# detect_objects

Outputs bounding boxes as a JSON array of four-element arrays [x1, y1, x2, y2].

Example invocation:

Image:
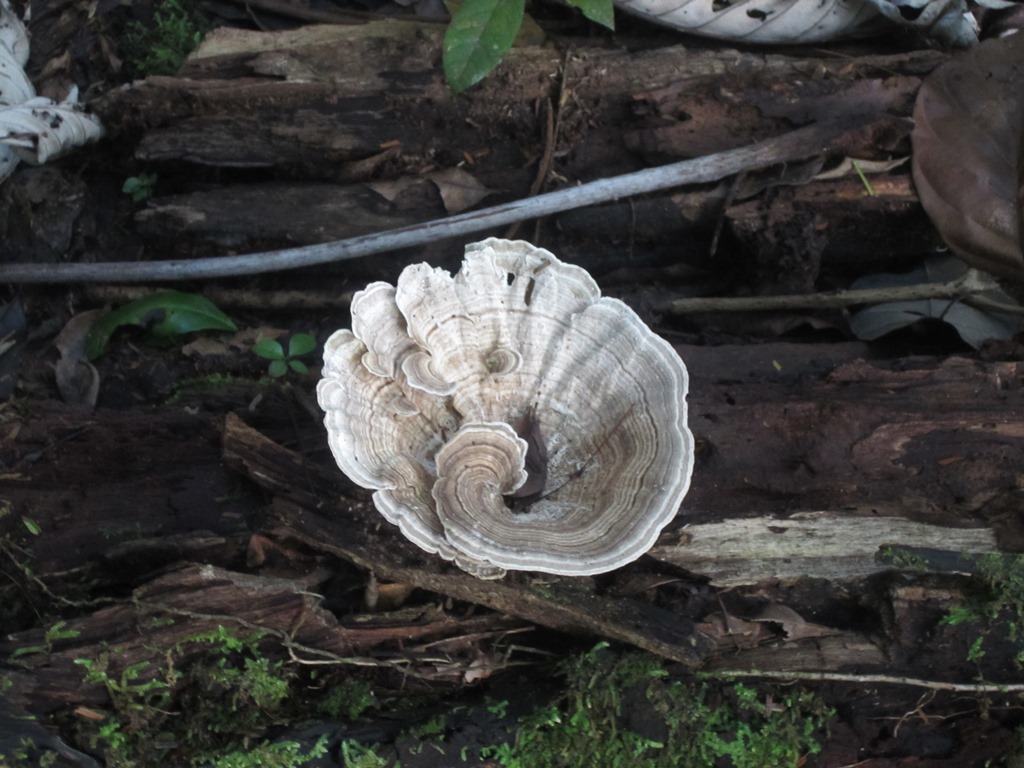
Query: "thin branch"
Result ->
[[705, 667, 1024, 693], [0, 121, 850, 284], [666, 269, 1000, 314], [81, 285, 354, 311]]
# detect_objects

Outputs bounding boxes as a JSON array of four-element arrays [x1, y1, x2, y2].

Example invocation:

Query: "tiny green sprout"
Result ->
[[485, 696, 509, 718], [122, 172, 158, 203], [852, 160, 877, 197], [10, 620, 80, 659], [253, 333, 317, 378], [339, 739, 388, 768], [967, 635, 987, 663], [21, 517, 41, 536]]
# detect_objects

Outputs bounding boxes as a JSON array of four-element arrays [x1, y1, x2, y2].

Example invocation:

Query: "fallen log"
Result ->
[[2, 341, 1021, 720], [3, 21, 943, 282], [227, 342, 1022, 681]]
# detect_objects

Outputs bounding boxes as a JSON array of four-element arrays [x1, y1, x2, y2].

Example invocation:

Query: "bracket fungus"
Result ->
[[317, 238, 694, 578]]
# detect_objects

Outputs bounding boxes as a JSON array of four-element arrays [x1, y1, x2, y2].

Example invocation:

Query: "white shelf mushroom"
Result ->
[[0, 0, 103, 184], [317, 238, 695, 579]]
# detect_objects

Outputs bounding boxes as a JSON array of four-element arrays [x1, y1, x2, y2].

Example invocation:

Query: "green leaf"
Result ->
[[252, 339, 285, 361], [122, 172, 158, 203], [565, 0, 614, 29], [444, 0, 525, 93], [268, 359, 288, 378], [85, 292, 236, 360], [287, 332, 316, 358], [288, 360, 309, 375]]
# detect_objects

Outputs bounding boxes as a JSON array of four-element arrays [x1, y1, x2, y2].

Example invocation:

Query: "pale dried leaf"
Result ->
[[814, 155, 908, 181], [365, 176, 423, 204], [427, 167, 493, 214], [752, 604, 841, 641]]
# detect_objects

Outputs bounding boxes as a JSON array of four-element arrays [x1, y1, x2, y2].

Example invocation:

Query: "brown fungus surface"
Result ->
[[317, 238, 694, 578]]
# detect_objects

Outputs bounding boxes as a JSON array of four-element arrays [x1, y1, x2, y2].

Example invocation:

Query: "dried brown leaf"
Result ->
[[696, 613, 773, 649], [365, 176, 423, 204], [912, 34, 1024, 281], [427, 167, 492, 214], [752, 604, 841, 641], [54, 310, 102, 407]]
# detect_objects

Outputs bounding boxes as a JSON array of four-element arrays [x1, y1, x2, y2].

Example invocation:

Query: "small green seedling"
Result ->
[[86, 291, 237, 360], [253, 333, 316, 378], [122, 173, 158, 202], [444, 0, 613, 92]]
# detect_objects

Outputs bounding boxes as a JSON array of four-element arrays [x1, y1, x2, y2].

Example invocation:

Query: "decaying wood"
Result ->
[[0, 21, 947, 284], [3, 340, 1022, 721], [677, 343, 1024, 539], [660, 512, 998, 587], [131, 183, 431, 253], [0, 562, 529, 712], [101, 22, 945, 173], [0, 120, 876, 283], [228, 343, 1021, 679], [220, 415, 713, 666]]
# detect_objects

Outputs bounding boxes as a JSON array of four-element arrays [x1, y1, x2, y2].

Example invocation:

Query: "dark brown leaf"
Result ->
[[911, 34, 1024, 281], [53, 310, 102, 408]]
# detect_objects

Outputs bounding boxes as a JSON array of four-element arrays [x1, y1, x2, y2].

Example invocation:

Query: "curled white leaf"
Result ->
[[612, 0, 983, 46], [0, 0, 103, 183], [0, 0, 28, 69], [0, 96, 105, 165], [0, 0, 31, 107]]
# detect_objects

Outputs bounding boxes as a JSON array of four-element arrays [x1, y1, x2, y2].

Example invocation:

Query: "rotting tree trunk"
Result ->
[[5, 341, 1020, 718], [230, 342, 1023, 681], [90, 20, 946, 270]]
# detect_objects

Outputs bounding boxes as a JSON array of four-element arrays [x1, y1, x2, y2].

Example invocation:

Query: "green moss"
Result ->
[[494, 644, 831, 768], [978, 554, 1024, 637], [943, 553, 1024, 666], [314, 676, 378, 721], [339, 739, 392, 768], [401, 643, 833, 768], [209, 737, 329, 768], [67, 626, 370, 767], [879, 545, 929, 571], [119, 0, 209, 78], [0, 740, 60, 768]]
